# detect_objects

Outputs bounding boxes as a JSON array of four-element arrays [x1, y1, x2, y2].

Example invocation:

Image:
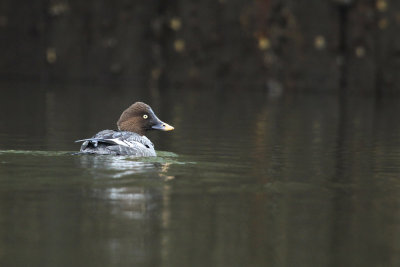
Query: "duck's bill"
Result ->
[[152, 121, 174, 131]]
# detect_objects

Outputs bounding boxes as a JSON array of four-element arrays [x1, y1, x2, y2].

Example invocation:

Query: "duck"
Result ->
[[75, 102, 174, 156]]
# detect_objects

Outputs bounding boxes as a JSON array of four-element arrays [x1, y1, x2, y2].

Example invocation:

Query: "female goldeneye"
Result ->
[[76, 102, 174, 156]]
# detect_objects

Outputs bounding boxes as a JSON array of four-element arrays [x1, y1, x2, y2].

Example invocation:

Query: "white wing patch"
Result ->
[[105, 138, 148, 149]]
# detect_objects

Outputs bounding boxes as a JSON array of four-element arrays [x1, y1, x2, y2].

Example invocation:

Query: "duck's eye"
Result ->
[[143, 114, 148, 119]]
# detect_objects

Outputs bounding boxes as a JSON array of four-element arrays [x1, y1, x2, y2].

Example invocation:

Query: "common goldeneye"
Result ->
[[76, 102, 174, 156]]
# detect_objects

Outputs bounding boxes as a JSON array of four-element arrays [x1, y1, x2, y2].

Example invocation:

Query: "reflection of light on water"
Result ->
[[161, 163, 174, 180], [108, 188, 146, 201]]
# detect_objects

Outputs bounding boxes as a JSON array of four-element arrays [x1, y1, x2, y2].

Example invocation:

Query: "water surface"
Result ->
[[1, 83, 400, 266]]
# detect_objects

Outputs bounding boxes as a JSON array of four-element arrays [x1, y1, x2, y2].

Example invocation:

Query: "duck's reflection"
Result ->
[[76, 155, 174, 223], [95, 187, 155, 220], [77, 155, 174, 179]]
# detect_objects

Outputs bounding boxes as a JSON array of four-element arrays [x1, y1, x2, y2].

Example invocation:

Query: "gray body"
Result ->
[[76, 130, 156, 157]]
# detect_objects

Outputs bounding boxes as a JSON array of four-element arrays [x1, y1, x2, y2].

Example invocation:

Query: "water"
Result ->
[[1, 82, 400, 267]]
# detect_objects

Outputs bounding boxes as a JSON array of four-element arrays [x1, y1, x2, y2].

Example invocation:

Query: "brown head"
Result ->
[[117, 102, 174, 136]]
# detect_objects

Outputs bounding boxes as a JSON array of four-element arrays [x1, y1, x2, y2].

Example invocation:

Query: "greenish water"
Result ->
[[1, 84, 400, 267]]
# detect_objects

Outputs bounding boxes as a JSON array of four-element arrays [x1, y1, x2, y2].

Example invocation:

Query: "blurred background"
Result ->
[[1, 0, 400, 95]]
